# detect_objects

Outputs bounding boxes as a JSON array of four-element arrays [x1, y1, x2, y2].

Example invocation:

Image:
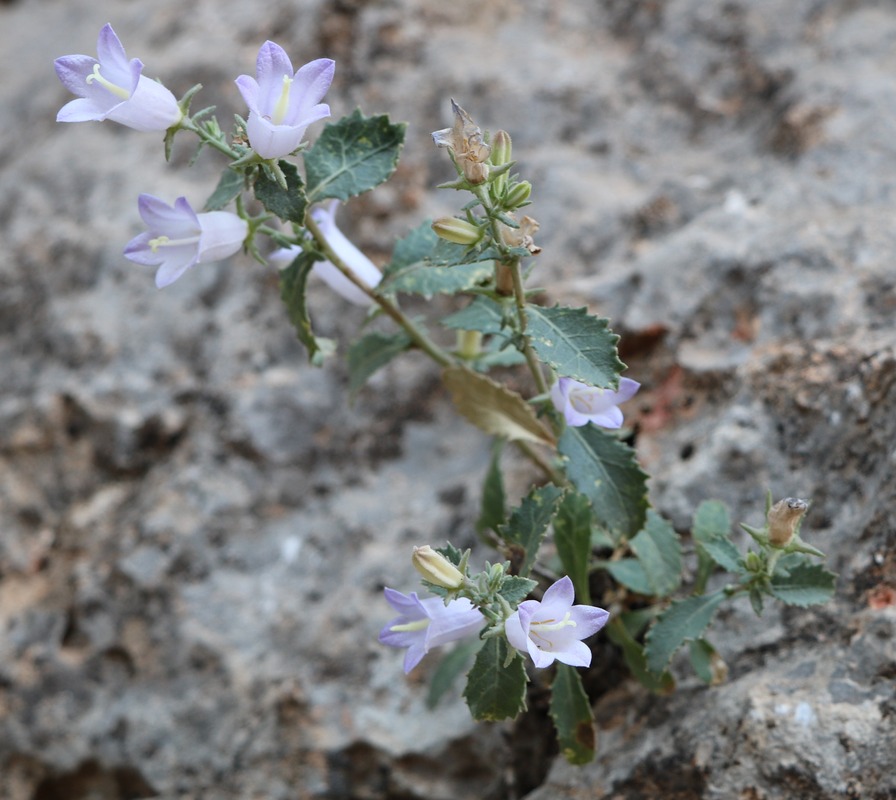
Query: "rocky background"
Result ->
[[2, 0, 895, 798]]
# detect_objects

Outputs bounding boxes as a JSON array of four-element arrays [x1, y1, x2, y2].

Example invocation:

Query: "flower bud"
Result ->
[[432, 217, 483, 246], [744, 551, 763, 573], [412, 546, 465, 589], [503, 180, 532, 210], [490, 130, 512, 197], [767, 497, 808, 547]]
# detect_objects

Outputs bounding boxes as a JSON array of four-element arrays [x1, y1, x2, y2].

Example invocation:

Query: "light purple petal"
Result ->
[[538, 575, 575, 613], [504, 610, 529, 654], [268, 245, 302, 270], [291, 58, 335, 117], [245, 111, 306, 160], [56, 97, 110, 123], [54, 55, 98, 97], [402, 640, 427, 674], [154, 249, 201, 289], [569, 605, 610, 639], [234, 74, 260, 114], [197, 211, 248, 263], [104, 75, 181, 132], [96, 23, 129, 73], [612, 377, 641, 403], [585, 407, 624, 429], [527, 638, 556, 668], [551, 640, 592, 668], [136, 194, 198, 234], [254, 41, 295, 110], [382, 588, 425, 617], [123, 232, 162, 265], [425, 599, 483, 649]]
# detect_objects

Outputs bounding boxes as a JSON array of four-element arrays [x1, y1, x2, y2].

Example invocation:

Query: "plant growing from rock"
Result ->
[[55, 25, 837, 765]]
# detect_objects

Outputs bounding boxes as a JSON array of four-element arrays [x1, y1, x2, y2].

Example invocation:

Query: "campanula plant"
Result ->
[[54, 25, 837, 766]]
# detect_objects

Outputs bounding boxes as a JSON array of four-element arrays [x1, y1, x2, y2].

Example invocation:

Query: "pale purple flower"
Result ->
[[235, 41, 334, 159], [268, 200, 382, 305], [54, 24, 182, 132], [551, 376, 640, 429], [504, 576, 609, 669], [379, 588, 484, 674], [124, 195, 248, 288]]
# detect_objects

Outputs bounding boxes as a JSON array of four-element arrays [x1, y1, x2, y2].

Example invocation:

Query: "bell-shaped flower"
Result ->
[[379, 588, 484, 674], [54, 23, 182, 132], [124, 194, 248, 288], [235, 41, 334, 160], [268, 200, 382, 305], [504, 576, 609, 669], [551, 376, 640, 429]]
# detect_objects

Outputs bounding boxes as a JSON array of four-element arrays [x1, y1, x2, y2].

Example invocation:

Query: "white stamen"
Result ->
[[85, 63, 131, 101]]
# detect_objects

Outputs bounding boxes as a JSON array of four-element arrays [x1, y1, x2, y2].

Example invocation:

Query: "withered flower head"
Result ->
[[501, 214, 542, 255], [432, 99, 491, 184], [767, 497, 809, 547]]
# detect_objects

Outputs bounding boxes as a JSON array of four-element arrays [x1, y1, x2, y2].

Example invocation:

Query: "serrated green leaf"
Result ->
[[558, 426, 649, 545], [346, 330, 412, 396], [700, 538, 743, 574], [255, 160, 307, 223], [381, 221, 439, 281], [603, 559, 653, 595], [476, 441, 506, 536], [630, 511, 682, 597], [306, 110, 406, 202], [769, 561, 836, 606], [606, 617, 675, 693], [279, 251, 335, 365], [693, 500, 731, 542], [443, 366, 555, 446], [442, 296, 510, 338], [204, 169, 245, 211], [499, 485, 564, 577], [499, 575, 538, 605], [692, 500, 739, 590], [554, 491, 594, 604], [526, 305, 625, 388], [380, 261, 493, 299], [463, 636, 528, 721], [550, 664, 596, 765], [426, 639, 482, 709], [644, 591, 726, 675]]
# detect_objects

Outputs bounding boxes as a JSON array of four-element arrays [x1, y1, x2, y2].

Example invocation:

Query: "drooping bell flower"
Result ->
[[54, 24, 182, 132], [551, 376, 640, 429], [123, 194, 247, 288], [235, 41, 334, 160], [268, 200, 382, 305]]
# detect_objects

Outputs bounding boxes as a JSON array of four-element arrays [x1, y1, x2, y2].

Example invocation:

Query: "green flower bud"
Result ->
[[503, 180, 532, 210], [412, 545, 465, 589], [767, 497, 808, 547], [744, 551, 763, 573], [490, 130, 512, 166], [432, 217, 483, 246]]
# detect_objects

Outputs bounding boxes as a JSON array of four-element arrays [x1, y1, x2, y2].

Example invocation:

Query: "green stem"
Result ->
[[508, 259, 549, 396], [177, 116, 242, 160], [515, 440, 566, 486], [304, 213, 454, 368]]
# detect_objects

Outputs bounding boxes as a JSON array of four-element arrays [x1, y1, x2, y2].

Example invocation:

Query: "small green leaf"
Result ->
[[463, 636, 528, 721], [769, 561, 836, 607], [346, 330, 412, 396], [550, 664, 596, 765], [606, 617, 675, 693], [426, 639, 482, 709], [526, 305, 625, 388], [603, 559, 653, 595], [279, 251, 334, 365], [204, 169, 245, 211], [380, 221, 439, 280], [699, 538, 743, 574], [443, 366, 555, 446], [255, 160, 307, 223], [688, 638, 725, 685], [553, 491, 594, 604], [693, 500, 731, 542], [498, 484, 564, 577], [380, 261, 493, 299], [498, 575, 538, 605], [558, 426, 649, 545], [442, 296, 510, 338], [629, 511, 682, 597], [475, 441, 506, 536], [306, 110, 406, 202], [644, 591, 726, 675], [692, 500, 741, 578]]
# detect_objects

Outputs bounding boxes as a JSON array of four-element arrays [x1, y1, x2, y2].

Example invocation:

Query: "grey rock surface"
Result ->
[[1, 0, 895, 798]]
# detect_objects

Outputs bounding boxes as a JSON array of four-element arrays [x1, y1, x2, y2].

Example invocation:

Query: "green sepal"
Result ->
[[278, 251, 335, 365], [255, 160, 307, 224], [644, 590, 727, 675], [526, 305, 625, 389], [629, 511, 682, 597], [558, 426, 649, 545], [204, 169, 246, 211], [498, 575, 538, 605], [550, 664, 596, 765], [553, 491, 594, 604], [498, 484, 565, 577], [346, 330, 413, 397], [305, 109, 406, 202], [463, 636, 528, 721]]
